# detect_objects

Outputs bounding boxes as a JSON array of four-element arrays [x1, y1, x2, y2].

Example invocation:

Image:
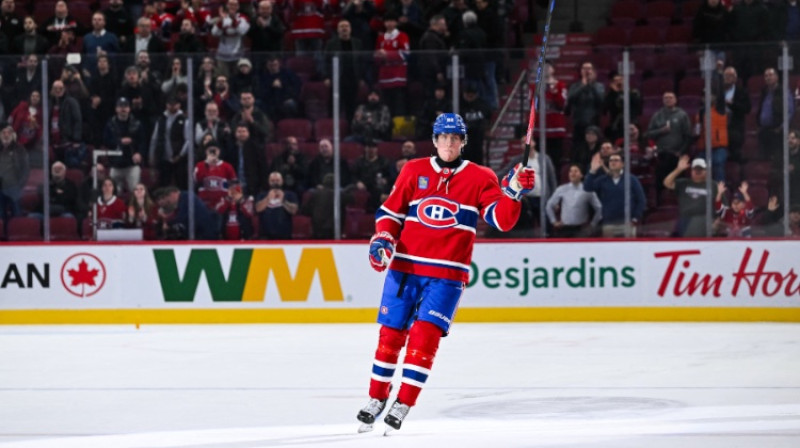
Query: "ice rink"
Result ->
[[1, 322, 799, 447]]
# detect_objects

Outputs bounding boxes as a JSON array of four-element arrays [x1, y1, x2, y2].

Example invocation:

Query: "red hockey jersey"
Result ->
[[215, 196, 255, 240], [716, 199, 755, 237], [194, 160, 237, 209], [96, 196, 127, 229], [375, 157, 522, 282], [290, 0, 325, 40], [530, 80, 567, 138], [375, 29, 410, 89]]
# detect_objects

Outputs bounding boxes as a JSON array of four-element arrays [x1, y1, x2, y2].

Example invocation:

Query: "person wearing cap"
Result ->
[[663, 154, 719, 237], [153, 185, 219, 240], [715, 180, 754, 237], [149, 95, 192, 190], [460, 81, 492, 165], [230, 58, 255, 97], [375, 11, 410, 116], [104, 96, 146, 194]]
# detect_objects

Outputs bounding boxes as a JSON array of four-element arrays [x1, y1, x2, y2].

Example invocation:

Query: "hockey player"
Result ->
[[357, 113, 535, 433]]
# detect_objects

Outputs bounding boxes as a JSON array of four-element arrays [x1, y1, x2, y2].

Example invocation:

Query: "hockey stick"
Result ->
[[522, 0, 557, 163]]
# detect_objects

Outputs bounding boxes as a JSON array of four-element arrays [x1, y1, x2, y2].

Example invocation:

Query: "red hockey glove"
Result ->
[[368, 231, 396, 272], [502, 163, 535, 201]]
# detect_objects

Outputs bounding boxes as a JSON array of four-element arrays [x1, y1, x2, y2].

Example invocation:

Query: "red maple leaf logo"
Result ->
[[67, 259, 99, 294]]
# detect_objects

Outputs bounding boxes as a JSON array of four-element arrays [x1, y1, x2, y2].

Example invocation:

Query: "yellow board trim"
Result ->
[[1, 308, 800, 324]]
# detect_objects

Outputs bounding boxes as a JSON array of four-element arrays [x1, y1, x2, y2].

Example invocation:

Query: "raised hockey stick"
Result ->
[[522, 0, 557, 163]]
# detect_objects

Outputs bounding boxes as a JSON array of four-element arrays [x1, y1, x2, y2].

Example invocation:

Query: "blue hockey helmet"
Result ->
[[432, 113, 468, 149]]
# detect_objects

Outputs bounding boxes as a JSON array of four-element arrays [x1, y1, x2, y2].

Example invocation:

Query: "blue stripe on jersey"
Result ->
[[372, 364, 396, 377], [407, 204, 478, 229], [483, 201, 500, 230], [402, 368, 429, 384], [376, 207, 404, 223], [394, 254, 471, 273]]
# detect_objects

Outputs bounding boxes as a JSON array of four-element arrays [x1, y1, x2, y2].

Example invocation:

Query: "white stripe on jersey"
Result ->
[[377, 215, 403, 225], [401, 377, 426, 388], [394, 252, 470, 271], [373, 360, 397, 369], [404, 217, 476, 234], [371, 373, 394, 382], [380, 205, 406, 219]]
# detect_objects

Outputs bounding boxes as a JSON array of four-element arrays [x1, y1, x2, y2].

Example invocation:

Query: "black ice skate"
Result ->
[[356, 397, 388, 433], [383, 400, 410, 434]]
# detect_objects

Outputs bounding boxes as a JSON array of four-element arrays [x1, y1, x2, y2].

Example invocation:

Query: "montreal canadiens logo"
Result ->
[[60, 253, 107, 298], [417, 197, 460, 229]]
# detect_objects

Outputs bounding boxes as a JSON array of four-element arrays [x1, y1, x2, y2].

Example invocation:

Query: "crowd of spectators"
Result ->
[[525, 0, 800, 239], [0, 0, 514, 240]]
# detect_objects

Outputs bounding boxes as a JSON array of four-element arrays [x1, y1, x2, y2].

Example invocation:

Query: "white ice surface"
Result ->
[[0, 323, 799, 447]]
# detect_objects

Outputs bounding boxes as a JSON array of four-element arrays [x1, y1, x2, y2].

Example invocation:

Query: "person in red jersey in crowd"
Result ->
[[95, 177, 127, 229]]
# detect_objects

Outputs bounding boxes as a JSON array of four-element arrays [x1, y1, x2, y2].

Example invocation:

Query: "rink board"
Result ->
[[1, 240, 799, 323]]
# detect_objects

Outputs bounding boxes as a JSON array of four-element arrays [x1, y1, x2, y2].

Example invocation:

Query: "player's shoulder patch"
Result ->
[[418, 176, 429, 189]]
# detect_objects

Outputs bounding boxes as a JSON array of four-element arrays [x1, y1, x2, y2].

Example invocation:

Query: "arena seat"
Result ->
[[7, 217, 42, 241], [292, 215, 313, 239], [313, 118, 348, 141], [50, 216, 79, 241], [276, 118, 314, 142]]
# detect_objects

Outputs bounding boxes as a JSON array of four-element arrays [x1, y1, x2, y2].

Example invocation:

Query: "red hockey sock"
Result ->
[[368, 325, 408, 400], [397, 320, 442, 407]]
